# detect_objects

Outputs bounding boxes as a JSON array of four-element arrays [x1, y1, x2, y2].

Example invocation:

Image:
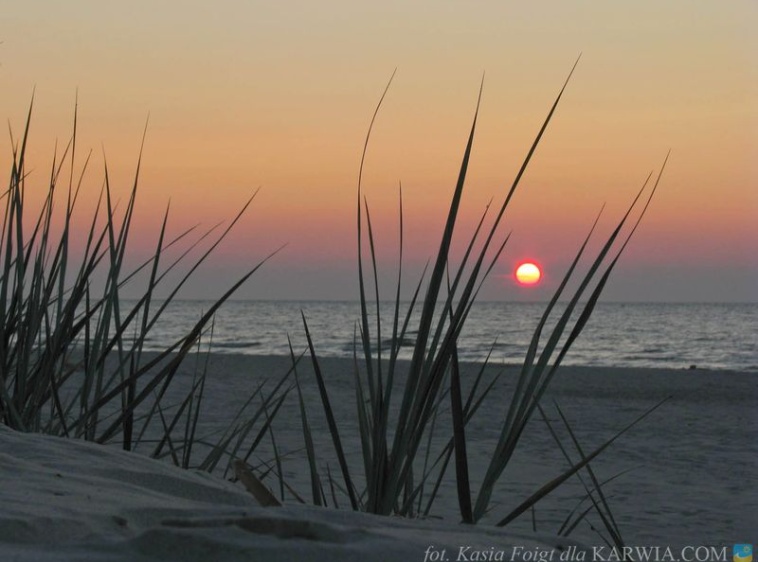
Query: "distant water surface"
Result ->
[[135, 301, 757, 372]]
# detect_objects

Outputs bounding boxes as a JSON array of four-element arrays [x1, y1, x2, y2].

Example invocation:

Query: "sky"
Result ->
[[2, 1, 756, 302]]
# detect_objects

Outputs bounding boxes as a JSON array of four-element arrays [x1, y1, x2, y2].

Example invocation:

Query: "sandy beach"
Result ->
[[1, 354, 755, 561]]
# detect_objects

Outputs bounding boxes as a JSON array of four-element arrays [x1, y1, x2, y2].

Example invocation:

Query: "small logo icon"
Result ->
[[734, 545, 753, 562]]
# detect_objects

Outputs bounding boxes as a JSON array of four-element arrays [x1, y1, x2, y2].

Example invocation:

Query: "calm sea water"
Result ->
[[137, 301, 757, 372]]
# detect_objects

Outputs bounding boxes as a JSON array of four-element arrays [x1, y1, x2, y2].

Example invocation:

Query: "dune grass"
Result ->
[[1, 69, 670, 544], [0, 97, 285, 474], [297, 62, 670, 540]]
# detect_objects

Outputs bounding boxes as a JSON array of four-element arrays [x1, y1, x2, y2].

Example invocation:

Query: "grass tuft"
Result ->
[[0, 98, 283, 477], [295, 61, 670, 537]]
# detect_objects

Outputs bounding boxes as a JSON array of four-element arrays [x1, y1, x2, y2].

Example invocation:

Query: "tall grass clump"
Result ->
[[297, 61, 669, 537], [0, 98, 286, 473]]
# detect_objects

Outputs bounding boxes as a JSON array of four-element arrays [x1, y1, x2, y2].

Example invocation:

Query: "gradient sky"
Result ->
[[2, 1, 756, 302]]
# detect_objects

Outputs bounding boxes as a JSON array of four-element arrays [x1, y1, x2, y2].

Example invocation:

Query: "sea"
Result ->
[[137, 300, 758, 372]]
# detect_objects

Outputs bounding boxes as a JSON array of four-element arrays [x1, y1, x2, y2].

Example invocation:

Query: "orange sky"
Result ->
[[2, 1, 756, 301]]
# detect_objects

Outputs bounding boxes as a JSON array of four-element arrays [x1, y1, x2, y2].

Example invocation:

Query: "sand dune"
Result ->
[[0, 424, 582, 562]]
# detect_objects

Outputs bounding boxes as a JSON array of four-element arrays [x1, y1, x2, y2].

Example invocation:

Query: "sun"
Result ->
[[515, 262, 542, 286]]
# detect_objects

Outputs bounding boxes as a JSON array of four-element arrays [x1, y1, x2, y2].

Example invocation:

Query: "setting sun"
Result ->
[[515, 262, 542, 286]]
